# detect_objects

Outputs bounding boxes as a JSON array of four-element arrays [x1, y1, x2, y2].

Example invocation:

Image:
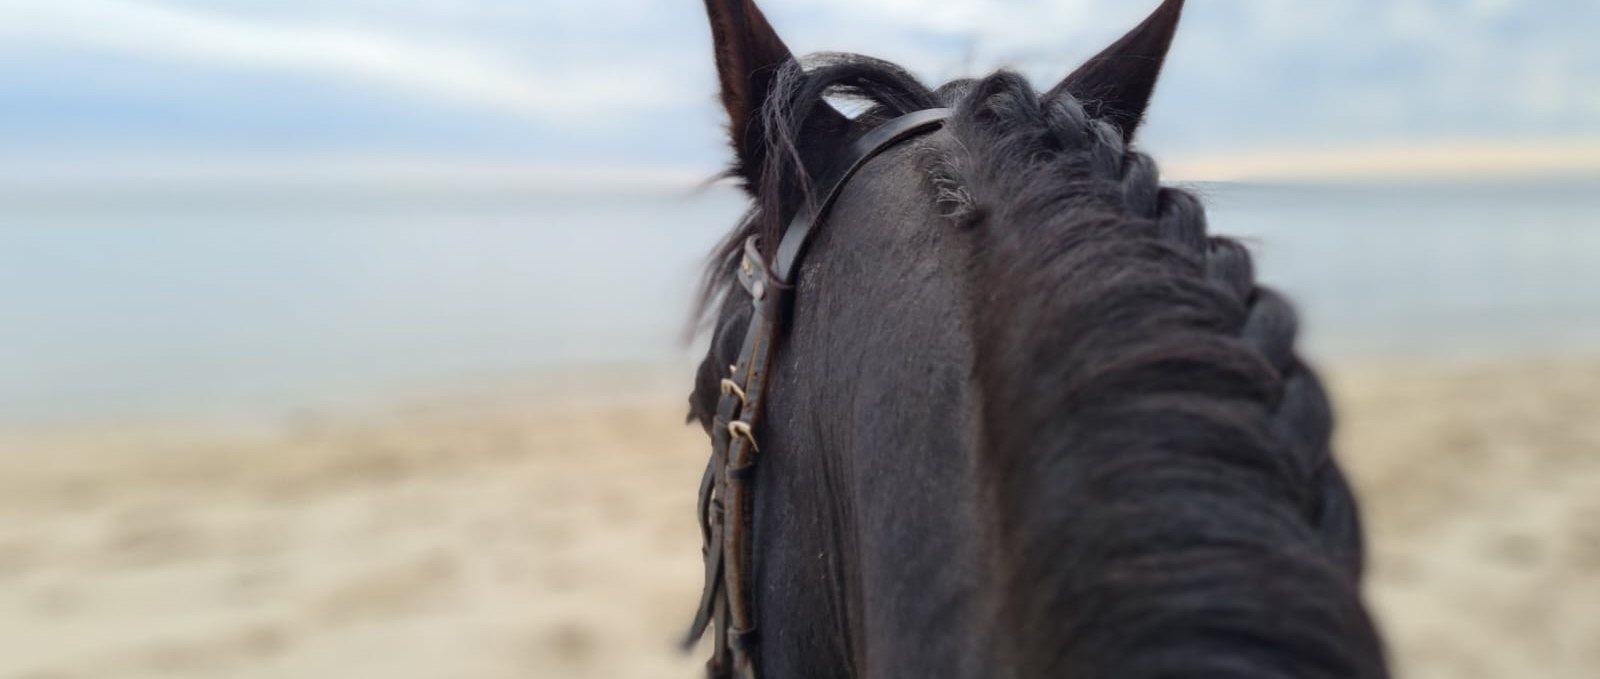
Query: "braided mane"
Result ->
[[939, 72, 1386, 677]]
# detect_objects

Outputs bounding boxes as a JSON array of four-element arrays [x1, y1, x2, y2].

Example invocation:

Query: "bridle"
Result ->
[[685, 107, 953, 679], [684, 108, 953, 679]]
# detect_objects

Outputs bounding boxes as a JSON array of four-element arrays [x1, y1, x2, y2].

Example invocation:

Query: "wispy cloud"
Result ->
[[0, 152, 712, 194], [0, 0, 677, 121], [0, 0, 1594, 180]]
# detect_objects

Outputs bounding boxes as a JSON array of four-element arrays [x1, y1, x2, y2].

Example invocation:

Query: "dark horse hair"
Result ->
[[941, 73, 1385, 676], [691, 1, 1388, 676], [692, 53, 945, 328]]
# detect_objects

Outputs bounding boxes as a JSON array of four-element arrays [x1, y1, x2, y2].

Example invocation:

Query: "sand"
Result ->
[[0, 358, 1596, 679], [1331, 359, 1600, 677]]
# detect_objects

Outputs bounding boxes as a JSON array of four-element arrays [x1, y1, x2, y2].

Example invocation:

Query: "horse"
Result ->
[[683, 1, 1391, 677]]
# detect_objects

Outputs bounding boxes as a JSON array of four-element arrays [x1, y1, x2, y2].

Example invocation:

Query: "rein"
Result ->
[[685, 108, 953, 679]]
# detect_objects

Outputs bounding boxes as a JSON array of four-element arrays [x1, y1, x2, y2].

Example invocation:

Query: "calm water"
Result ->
[[2, 181, 1597, 425]]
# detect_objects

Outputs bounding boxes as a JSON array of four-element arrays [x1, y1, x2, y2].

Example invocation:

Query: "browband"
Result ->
[[773, 108, 953, 283]]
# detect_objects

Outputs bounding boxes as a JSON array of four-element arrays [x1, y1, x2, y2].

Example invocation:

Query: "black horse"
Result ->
[[686, 1, 1390, 677]]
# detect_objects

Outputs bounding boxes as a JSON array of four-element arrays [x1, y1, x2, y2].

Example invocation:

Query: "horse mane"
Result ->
[[693, 55, 1388, 676], [939, 72, 1387, 676]]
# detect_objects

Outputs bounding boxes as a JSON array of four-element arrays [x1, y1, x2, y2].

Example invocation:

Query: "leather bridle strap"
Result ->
[[685, 108, 952, 679], [773, 108, 954, 284]]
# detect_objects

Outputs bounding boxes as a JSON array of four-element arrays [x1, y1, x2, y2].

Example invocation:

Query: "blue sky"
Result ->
[[0, 0, 1595, 183]]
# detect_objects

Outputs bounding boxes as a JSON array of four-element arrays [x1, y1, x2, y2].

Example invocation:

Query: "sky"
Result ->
[[0, 0, 1596, 184]]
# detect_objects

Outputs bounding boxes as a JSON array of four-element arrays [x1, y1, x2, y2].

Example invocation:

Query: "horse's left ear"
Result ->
[[704, 0, 843, 188], [1046, 0, 1185, 142]]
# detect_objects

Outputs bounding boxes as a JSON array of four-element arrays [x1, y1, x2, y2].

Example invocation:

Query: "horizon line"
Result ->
[[1, 139, 1597, 192]]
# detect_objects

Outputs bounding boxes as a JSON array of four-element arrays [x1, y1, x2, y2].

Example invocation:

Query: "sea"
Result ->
[[2, 180, 1597, 426]]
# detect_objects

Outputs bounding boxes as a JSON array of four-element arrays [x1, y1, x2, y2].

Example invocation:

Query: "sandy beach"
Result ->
[[1, 357, 1597, 679]]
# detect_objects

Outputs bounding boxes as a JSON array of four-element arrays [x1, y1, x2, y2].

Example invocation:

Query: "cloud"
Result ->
[[0, 0, 1593, 177], [757, 0, 1158, 81], [0, 151, 713, 194], [0, 0, 679, 122], [800, 0, 1097, 49]]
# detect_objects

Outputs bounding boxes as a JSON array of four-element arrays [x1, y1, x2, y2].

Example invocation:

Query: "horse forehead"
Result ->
[[830, 125, 955, 215], [811, 126, 964, 273]]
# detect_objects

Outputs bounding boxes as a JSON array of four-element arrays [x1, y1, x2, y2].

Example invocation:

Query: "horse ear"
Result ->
[[703, 0, 842, 187], [1046, 0, 1185, 142]]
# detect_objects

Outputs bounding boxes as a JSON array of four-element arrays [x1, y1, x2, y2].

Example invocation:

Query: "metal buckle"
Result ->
[[738, 237, 769, 300], [720, 378, 747, 404], [727, 421, 759, 452]]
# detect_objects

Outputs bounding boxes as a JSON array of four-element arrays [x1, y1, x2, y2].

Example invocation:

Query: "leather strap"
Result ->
[[774, 109, 952, 283], [686, 108, 952, 679]]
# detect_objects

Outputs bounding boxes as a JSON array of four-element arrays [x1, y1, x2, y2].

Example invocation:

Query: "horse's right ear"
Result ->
[[1045, 0, 1185, 142], [703, 0, 840, 189]]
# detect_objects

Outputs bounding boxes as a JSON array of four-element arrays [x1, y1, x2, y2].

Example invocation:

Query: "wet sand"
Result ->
[[1, 358, 1596, 678]]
